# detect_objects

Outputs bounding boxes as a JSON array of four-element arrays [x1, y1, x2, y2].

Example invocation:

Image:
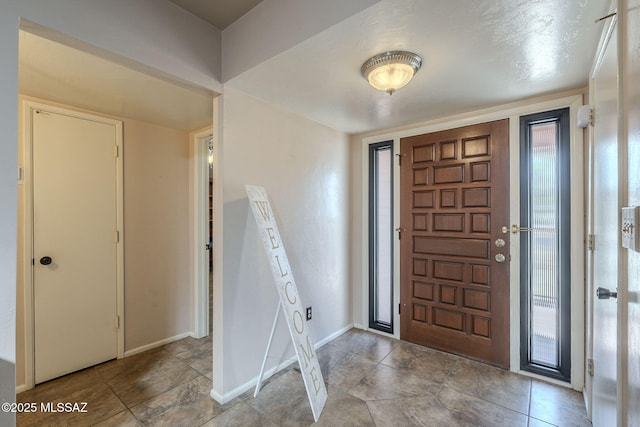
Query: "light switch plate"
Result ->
[[622, 206, 640, 251]]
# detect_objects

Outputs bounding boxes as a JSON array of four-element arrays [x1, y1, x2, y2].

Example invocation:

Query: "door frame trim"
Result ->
[[21, 100, 125, 390], [359, 93, 584, 389], [191, 127, 213, 339]]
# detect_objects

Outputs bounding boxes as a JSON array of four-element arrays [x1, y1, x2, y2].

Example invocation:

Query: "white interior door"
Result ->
[[625, 0, 640, 424], [33, 108, 119, 383], [590, 15, 619, 425]]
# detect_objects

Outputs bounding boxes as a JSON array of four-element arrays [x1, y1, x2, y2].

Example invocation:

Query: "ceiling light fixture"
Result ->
[[361, 51, 422, 95]]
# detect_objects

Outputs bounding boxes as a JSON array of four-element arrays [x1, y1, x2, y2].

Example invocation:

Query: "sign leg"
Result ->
[[254, 301, 282, 397]]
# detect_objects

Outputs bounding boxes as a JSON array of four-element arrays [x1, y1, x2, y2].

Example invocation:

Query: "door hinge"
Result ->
[[114, 146, 120, 157], [587, 358, 594, 376], [396, 153, 404, 166], [398, 303, 401, 315], [115, 315, 121, 329], [114, 230, 120, 243], [587, 234, 595, 251]]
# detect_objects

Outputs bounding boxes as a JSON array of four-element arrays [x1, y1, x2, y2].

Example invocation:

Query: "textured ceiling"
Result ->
[[18, 0, 611, 135], [19, 31, 213, 131], [168, 0, 263, 29], [225, 0, 611, 134]]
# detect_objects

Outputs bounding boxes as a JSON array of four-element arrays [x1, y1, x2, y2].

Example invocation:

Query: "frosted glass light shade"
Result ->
[[361, 51, 422, 95]]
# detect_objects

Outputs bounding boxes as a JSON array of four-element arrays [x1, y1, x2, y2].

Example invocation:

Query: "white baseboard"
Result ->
[[359, 325, 397, 339], [124, 331, 192, 358], [315, 324, 353, 348], [210, 324, 355, 404], [209, 388, 226, 404], [353, 323, 365, 330], [211, 357, 297, 404], [16, 384, 30, 394]]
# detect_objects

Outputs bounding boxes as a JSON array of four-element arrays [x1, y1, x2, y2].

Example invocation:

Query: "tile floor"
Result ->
[[16, 329, 591, 426]]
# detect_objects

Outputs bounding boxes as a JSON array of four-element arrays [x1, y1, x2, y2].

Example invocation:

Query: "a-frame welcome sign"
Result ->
[[245, 185, 327, 422]]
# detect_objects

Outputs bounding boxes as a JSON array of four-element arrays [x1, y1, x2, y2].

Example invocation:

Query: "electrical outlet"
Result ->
[[305, 306, 312, 321]]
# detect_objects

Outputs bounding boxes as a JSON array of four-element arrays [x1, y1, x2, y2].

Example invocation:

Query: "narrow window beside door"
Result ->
[[369, 141, 393, 334], [520, 108, 571, 381]]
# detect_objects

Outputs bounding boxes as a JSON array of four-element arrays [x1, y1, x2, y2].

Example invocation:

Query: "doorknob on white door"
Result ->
[[596, 287, 617, 299]]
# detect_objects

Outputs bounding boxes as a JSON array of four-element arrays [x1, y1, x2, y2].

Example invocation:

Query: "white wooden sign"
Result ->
[[245, 185, 327, 422]]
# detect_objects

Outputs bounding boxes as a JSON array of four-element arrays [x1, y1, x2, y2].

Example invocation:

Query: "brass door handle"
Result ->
[[511, 224, 534, 234]]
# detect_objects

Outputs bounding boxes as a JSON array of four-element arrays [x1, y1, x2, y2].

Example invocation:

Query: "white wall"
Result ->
[[1, 2, 221, 425], [0, 13, 19, 427], [123, 120, 192, 352], [214, 87, 351, 399]]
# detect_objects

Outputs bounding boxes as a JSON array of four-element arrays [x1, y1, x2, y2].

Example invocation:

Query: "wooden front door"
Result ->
[[399, 119, 510, 368]]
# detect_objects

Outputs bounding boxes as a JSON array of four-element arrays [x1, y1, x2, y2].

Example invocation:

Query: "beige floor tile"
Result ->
[[314, 390, 375, 427], [444, 356, 531, 414], [17, 383, 126, 427], [529, 380, 591, 426], [176, 343, 213, 378], [246, 369, 316, 427], [17, 366, 103, 405], [15, 329, 590, 427], [367, 396, 461, 427], [92, 409, 142, 426], [380, 340, 461, 384], [437, 385, 529, 426], [201, 401, 279, 427], [94, 348, 172, 381], [316, 346, 378, 392], [348, 363, 441, 401], [324, 329, 397, 363], [106, 357, 201, 407], [163, 336, 205, 356], [129, 376, 224, 427], [528, 416, 558, 427]]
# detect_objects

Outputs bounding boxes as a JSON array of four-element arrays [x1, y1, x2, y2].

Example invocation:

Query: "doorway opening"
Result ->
[[519, 108, 571, 382], [193, 129, 214, 339], [17, 26, 215, 391], [208, 137, 214, 333]]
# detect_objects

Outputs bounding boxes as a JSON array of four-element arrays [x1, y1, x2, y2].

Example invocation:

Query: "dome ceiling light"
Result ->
[[360, 51, 422, 95]]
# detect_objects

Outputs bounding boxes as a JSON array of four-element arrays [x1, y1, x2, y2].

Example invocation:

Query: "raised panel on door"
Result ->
[[400, 119, 510, 369]]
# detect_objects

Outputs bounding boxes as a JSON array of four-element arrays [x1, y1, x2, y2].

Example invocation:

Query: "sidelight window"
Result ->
[[369, 141, 394, 333], [519, 108, 571, 381]]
